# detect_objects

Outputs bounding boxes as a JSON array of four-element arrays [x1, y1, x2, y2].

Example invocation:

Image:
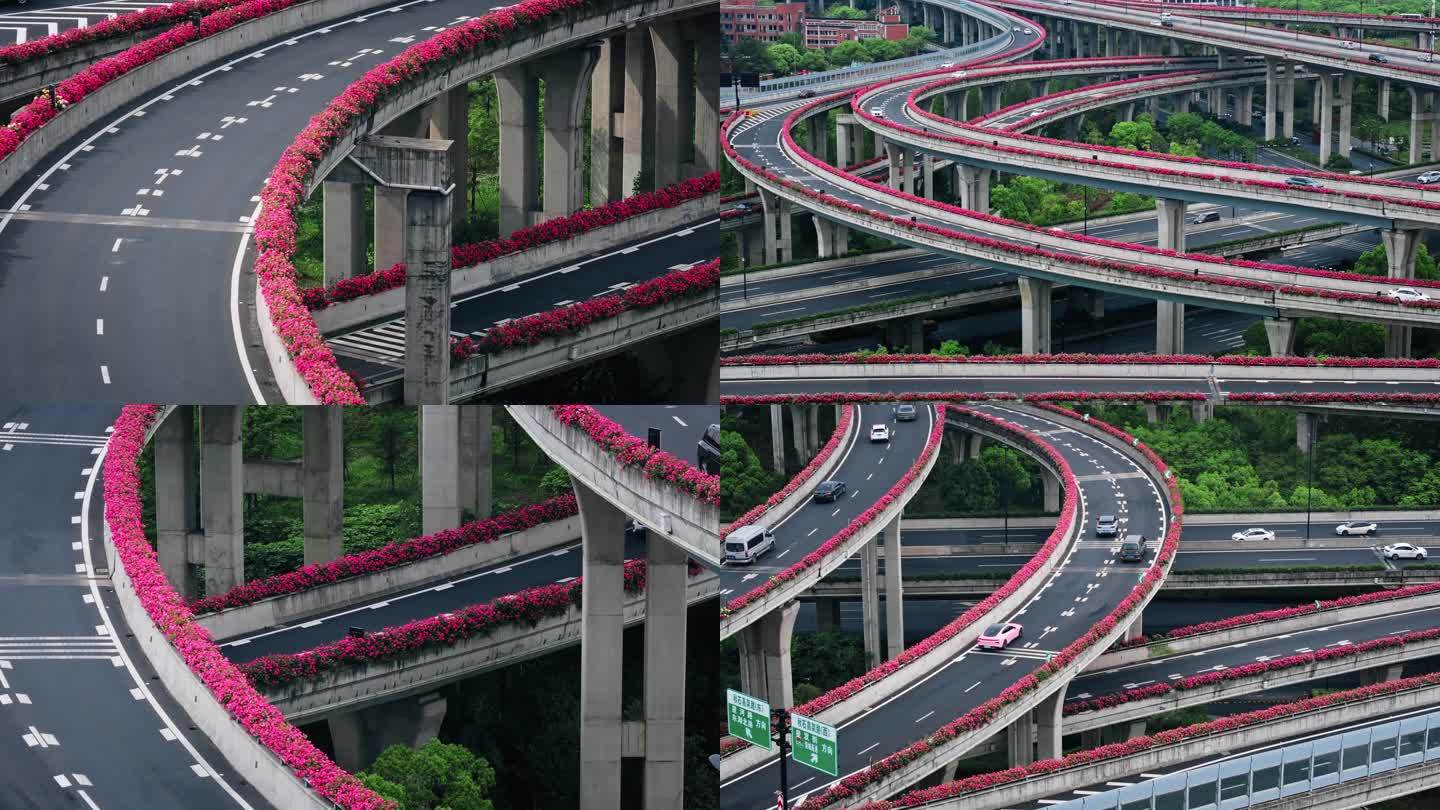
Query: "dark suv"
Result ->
[[1095, 515, 1119, 537], [1118, 534, 1147, 562], [698, 424, 720, 474], [814, 480, 847, 502]]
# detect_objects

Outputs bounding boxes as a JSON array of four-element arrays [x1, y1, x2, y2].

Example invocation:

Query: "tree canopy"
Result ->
[[358, 740, 496, 810]]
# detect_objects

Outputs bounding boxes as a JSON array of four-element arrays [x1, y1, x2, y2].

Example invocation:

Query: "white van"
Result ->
[[724, 526, 776, 565]]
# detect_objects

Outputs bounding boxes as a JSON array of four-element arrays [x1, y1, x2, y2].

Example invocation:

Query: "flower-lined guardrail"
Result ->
[[0, 0, 251, 65], [0, 0, 327, 161], [549, 405, 720, 506], [1120, 580, 1440, 647], [720, 391, 1208, 405], [720, 404, 949, 620], [722, 404, 855, 540], [105, 406, 392, 810], [856, 670, 1440, 809], [720, 352, 1440, 369], [190, 494, 580, 615], [795, 405, 1181, 810], [257, 0, 613, 403], [975, 65, 1218, 125], [1067, 626, 1440, 716], [241, 558, 653, 688], [449, 258, 718, 361], [301, 173, 719, 310], [1231, 392, 1440, 406]]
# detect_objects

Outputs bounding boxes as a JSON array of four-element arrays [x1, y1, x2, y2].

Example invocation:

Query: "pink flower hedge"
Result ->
[[719, 391, 1207, 405], [721, 405, 950, 620], [794, 405, 1183, 810], [722, 404, 855, 541], [720, 351, 1440, 369], [302, 174, 719, 310], [105, 406, 392, 810], [857, 670, 1440, 808], [255, 0, 611, 403], [549, 405, 720, 506], [449, 258, 718, 361], [0, 0, 250, 65], [190, 494, 579, 615], [1067, 626, 1440, 716], [1230, 392, 1440, 405], [241, 558, 653, 688]]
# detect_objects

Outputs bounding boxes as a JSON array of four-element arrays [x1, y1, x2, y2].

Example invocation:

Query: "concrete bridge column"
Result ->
[[945, 91, 967, 122], [1123, 607, 1144, 642], [373, 186, 408, 271], [1296, 411, 1315, 453], [1238, 85, 1254, 126], [1070, 23, 1081, 59], [423, 87, 470, 228], [1208, 87, 1222, 116], [322, 180, 366, 284], [1263, 318, 1297, 356], [860, 533, 881, 666], [815, 597, 840, 632], [1382, 228, 1423, 358], [574, 479, 628, 808], [1155, 198, 1187, 355], [737, 600, 798, 707], [1409, 88, 1431, 164], [922, 155, 936, 200], [1281, 62, 1296, 139], [788, 405, 808, 461], [644, 535, 689, 807], [1265, 58, 1280, 140], [981, 83, 1003, 115], [457, 404, 493, 521], [1007, 708, 1036, 766], [886, 142, 904, 190], [590, 34, 626, 204], [540, 49, 601, 222], [1120, 101, 1135, 122], [1032, 79, 1050, 98], [966, 431, 984, 460], [942, 8, 955, 44], [1104, 27, 1117, 57], [1036, 689, 1064, 761], [814, 217, 850, 258], [1042, 472, 1060, 513], [302, 406, 344, 565], [901, 148, 915, 195], [200, 406, 244, 597], [496, 65, 540, 236], [1380, 79, 1391, 121], [957, 164, 990, 212], [806, 404, 820, 453], [1191, 402, 1214, 422], [154, 406, 198, 599], [769, 404, 785, 473], [881, 515, 904, 661], [805, 115, 827, 163], [650, 22, 693, 188], [836, 115, 856, 166], [328, 692, 448, 772], [622, 25, 655, 195], [420, 406, 462, 535], [694, 24, 720, 175], [757, 187, 792, 265], [1068, 288, 1104, 319], [1017, 276, 1053, 354]]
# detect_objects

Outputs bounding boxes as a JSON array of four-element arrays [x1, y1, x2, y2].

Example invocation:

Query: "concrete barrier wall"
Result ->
[[196, 515, 582, 641], [267, 572, 719, 724], [255, 274, 320, 404], [721, 360, 1440, 384], [718, 249, 931, 288], [0, 28, 164, 104], [315, 195, 718, 334], [722, 405, 858, 538], [507, 405, 718, 565], [0, 0, 401, 201]]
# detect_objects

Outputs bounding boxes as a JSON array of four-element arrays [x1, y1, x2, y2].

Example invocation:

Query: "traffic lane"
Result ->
[[720, 253, 963, 303], [718, 403, 933, 599], [218, 529, 646, 661], [721, 377, 1440, 397], [822, 547, 1390, 579], [1073, 602, 1440, 697], [593, 405, 716, 468], [890, 519, 1440, 547]]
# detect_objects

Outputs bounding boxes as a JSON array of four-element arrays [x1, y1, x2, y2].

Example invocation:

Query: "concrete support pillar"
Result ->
[[1007, 709, 1036, 766], [402, 178, 453, 406], [806, 404, 820, 455], [736, 600, 798, 707], [373, 186, 408, 270], [301, 406, 344, 566], [881, 516, 904, 661], [1191, 402, 1214, 423], [496, 65, 539, 236], [322, 181, 366, 284], [1043, 473, 1060, 513], [768, 404, 785, 473], [1017, 276, 1053, 354], [981, 84, 1003, 115], [901, 148, 914, 195], [591, 34, 626, 205], [758, 188, 792, 265], [836, 117, 855, 167], [1238, 85, 1254, 127], [424, 87, 470, 227], [788, 404, 808, 461], [922, 155, 935, 200], [457, 404, 493, 520], [1411, 88, 1427, 164], [1296, 411, 1315, 453], [1263, 317, 1297, 356], [643, 535, 688, 808], [1281, 62, 1295, 139], [1032, 79, 1051, 98], [155, 406, 197, 599], [540, 49, 600, 221], [957, 164, 990, 212], [1208, 87, 1222, 117], [1338, 74, 1354, 158], [1155, 198, 1187, 355], [200, 406, 244, 597], [1105, 27, 1117, 57], [814, 597, 840, 632], [694, 25, 720, 175], [420, 406, 461, 535], [1035, 689, 1064, 761], [575, 480, 627, 809], [1174, 93, 1190, 114], [328, 692, 448, 772], [1382, 228, 1422, 358], [813, 217, 849, 259], [1123, 607, 1144, 642], [622, 25, 655, 195], [1380, 80, 1391, 121], [860, 535, 881, 667], [1068, 288, 1104, 319], [1265, 58, 1280, 141], [942, 8, 955, 43], [885, 142, 904, 190], [650, 22, 692, 188]]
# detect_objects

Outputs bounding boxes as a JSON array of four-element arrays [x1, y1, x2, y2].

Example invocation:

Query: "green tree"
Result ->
[[931, 339, 970, 356], [777, 31, 805, 49], [1106, 191, 1150, 214], [824, 4, 868, 18], [767, 43, 803, 75], [1164, 111, 1206, 145], [1355, 114, 1386, 152], [1108, 119, 1157, 151], [828, 39, 872, 66], [1352, 242, 1439, 280], [358, 739, 496, 810], [720, 430, 782, 520], [728, 38, 774, 75], [860, 37, 904, 62], [1169, 140, 1202, 157], [799, 48, 831, 72], [900, 25, 937, 55]]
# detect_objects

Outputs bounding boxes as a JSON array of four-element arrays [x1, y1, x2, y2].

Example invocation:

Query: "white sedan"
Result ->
[[1384, 543, 1428, 560], [1417, 171, 1440, 184], [1336, 521, 1378, 536], [1232, 527, 1276, 543], [1385, 287, 1432, 303], [870, 424, 891, 442]]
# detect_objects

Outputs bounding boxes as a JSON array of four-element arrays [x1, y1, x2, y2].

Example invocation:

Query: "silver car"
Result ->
[[1336, 521, 1378, 536]]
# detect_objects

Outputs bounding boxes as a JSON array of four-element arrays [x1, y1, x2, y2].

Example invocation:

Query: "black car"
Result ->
[[1118, 535, 1147, 562], [1370, 53, 1389, 63], [896, 404, 918, 421], [698, 424, 721, 475], [814, 480, 847, 502], [798, 89, 817, 99]]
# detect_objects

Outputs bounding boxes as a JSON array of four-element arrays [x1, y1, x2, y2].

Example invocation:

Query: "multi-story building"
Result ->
[[720, 0, 807, 45], [803, 6, 908, 49]]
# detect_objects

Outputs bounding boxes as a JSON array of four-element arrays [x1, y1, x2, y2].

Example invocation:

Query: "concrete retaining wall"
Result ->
[[256, 273, 319, 404], [315, 195, 718, 334], [0, 28, 164, 104], [197, 515, 582, 641]]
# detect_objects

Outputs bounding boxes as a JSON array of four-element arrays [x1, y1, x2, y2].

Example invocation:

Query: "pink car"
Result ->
[[977, 622, 1023, 650]]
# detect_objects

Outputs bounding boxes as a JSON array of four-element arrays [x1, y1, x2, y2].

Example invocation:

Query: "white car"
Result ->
[[870, 424, 891, 442], [1336, 521, 1378, 536], [1384, 543, 1428, 560], [1341, 40, 1360, 49], [1023, 27, 1033, 34], [1417, 171, 1440, 184], [1232, 527, 1276, 543], [869, 107, 886, 118], [1012, 26, 1021, 32], [940, 63, 955, 68], [1385, 287, 1432, 303]]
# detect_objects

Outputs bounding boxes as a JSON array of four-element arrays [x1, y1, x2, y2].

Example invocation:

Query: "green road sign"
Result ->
[[726, 689, 772, 750], [791, 713, 838, 777]]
